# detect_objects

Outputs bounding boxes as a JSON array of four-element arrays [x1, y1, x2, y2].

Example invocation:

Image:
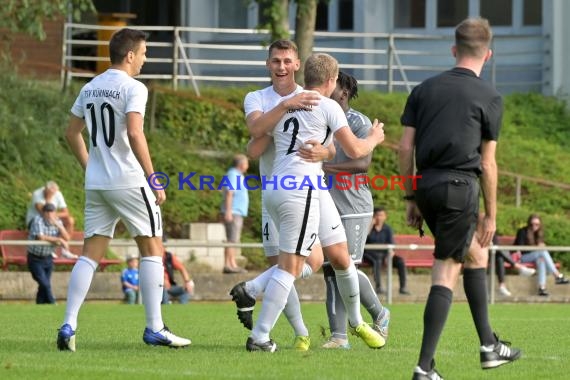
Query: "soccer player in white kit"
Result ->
[[230, 40, 328, 351], [245, 53, 386, 352], [57, 28, 190, 351]]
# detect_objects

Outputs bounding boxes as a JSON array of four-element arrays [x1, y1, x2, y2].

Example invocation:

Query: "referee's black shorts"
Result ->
[[415, 169, 479, 263]]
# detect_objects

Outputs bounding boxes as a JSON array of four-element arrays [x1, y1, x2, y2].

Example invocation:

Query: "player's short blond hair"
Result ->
[[304, 53, 339, 88], [455, 17, 493, 59]]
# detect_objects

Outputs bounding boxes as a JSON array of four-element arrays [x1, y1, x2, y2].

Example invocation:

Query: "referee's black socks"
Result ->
[[463, 268, 496, 347]]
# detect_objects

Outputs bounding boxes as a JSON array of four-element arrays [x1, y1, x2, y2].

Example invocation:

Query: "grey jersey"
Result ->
[[328, 108, 373, 217]]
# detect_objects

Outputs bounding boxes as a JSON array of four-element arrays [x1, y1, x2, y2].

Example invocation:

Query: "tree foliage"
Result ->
[[1, 0, 95, 40], [256, 0, 290, 41], [294, 0, 318, 85]]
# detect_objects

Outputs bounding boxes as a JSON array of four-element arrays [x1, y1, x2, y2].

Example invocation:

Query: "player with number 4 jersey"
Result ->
[[247, 53, 386, 352]]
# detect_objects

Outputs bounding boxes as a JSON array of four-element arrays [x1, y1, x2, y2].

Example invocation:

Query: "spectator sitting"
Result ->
[[162, 241, 194, 304], [121, 255, 139, 304], [490, 233, 535, 297], [26, 181, 75, 234], [363, 207, 410, 295], [27, 203, 70, 304], [513, 214, 569, 296]]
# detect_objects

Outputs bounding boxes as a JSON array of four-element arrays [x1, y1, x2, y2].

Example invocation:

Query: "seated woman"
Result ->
[[514, 214, 568, 296]]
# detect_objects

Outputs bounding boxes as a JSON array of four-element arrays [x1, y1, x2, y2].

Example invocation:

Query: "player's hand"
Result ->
[[406, 201, 423, 229], [283, 91, 320, 111], [368, 119, 385, 146], [224, 210, 233, 223], [154, 189, 166, 205], [477, 214, 496, 248], [297, 140, 328, 162]]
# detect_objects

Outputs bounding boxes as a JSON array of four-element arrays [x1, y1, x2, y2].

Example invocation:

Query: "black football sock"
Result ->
[[418, 285, 453, 371], [463, 268, 496, 346]]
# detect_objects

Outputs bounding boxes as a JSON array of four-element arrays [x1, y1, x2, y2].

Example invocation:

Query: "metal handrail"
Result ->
[[61, 23, 545, 94], [3, 240, 567, 304]]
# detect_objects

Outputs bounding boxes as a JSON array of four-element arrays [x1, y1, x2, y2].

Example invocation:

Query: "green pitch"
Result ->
[[0, 302, 567, 379]]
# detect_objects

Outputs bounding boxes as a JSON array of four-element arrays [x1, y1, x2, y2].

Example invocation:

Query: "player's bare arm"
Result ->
[[126, 112, 165, 205], [65, 114, 89, 170], [399, 126, 423, 229], [323, 152, 371, 174], [297, 140, 335, 162], [333, 118, 384, 159], [478, 139, 498, 247], [247, 92, 320, 138], [246, 135, 272, 160]]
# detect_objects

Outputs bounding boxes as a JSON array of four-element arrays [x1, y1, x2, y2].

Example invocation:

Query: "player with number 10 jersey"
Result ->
[[71, 70, 148, 190]]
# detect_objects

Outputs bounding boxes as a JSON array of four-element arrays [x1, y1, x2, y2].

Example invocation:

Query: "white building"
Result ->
[[85, 0, 569, 99]]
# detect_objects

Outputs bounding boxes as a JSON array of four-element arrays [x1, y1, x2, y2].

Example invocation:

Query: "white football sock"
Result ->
[[63, 256, 97, 330], [334, 263, 363, 327], [282, 285, 309, 337], [246, 264, 277, 298], [251, 268, 295, 343], [139, 256, 165, 332]]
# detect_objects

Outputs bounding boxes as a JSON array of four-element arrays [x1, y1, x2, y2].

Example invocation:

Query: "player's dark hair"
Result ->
[[268, 39, 299, 58], [373, 206, 386, 214], [525, 213, 544, 245], [109, 28, 147, 65], [337, 71, 359, 100]]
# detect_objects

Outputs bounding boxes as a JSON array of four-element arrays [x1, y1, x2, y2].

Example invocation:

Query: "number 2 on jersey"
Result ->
[[87, 102, 116, 148], [283, 117, 299, 155]]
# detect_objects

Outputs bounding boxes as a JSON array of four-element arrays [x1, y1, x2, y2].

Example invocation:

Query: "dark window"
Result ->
[[437, 0, 468, 27], [480, 0, 512, 26], [219, 0, 247, 28], [315, 0, 329, 31], [258, 2, 271, 27], [395, 0, 426, 28], [338, 0, 354, 30], [523, 0, 542, 26]]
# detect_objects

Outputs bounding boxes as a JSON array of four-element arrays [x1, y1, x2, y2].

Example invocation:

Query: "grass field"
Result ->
[[0, 302, 567, 380]]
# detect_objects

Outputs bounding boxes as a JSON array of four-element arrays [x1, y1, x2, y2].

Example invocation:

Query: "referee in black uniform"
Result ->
[[399, 18, 521, 379]]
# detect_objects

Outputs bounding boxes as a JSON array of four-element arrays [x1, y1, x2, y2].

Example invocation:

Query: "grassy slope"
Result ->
[[0, 303, 568, 380], [1, 73, 569, 265]]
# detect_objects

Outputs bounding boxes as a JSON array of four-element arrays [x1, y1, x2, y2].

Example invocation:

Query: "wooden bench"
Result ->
[[362, 234, 435, 269], [0, 229, 122, 271], [363, 234, 560, 270]]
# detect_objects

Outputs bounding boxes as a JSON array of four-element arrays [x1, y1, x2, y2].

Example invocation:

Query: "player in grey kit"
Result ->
[[321, 71, 390, 348]]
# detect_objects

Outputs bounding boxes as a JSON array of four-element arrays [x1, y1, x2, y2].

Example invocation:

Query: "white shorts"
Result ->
[[318, 190, 347, 248], [84, 185, 163, 239], [261, 204, 279, 257], [264, 187, 319, 257]]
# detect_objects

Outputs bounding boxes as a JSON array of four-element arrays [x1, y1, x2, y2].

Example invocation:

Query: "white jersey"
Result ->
[[272, 93, 348, 179], [243, 85, 303, 178], [70, 69, 148, 190]]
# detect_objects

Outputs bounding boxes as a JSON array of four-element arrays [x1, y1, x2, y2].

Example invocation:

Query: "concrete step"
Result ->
[[1, 271, 569, 303]]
